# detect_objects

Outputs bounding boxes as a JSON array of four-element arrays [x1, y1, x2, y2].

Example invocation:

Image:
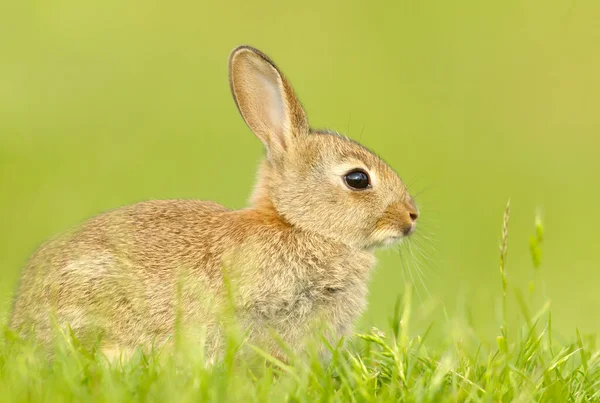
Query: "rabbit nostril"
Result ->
[[409, 212, 419, 222]]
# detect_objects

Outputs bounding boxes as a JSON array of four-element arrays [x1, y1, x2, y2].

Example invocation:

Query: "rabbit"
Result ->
[[9, 46, 419, 362]]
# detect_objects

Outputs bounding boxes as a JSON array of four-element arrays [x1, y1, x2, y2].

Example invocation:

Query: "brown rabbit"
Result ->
[[9, 46, 419, 361]]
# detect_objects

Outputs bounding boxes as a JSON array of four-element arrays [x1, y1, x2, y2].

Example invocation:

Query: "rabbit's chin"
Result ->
[[367, 234, 406, 250], [382, 235, 405, 247]]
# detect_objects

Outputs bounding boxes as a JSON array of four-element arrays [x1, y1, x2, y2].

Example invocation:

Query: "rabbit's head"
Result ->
[[229, 46, 418, 249]]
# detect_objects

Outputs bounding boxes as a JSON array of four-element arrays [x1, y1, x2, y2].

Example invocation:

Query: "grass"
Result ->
[[1, 204, 599, 402]]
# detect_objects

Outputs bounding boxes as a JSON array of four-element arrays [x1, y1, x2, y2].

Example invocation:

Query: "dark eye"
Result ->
[[344, 169, 370, 190]]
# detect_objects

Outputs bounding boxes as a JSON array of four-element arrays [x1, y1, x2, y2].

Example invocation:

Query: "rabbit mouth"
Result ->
[[382, 224, 417, 245], [369, 225, 415, 248]]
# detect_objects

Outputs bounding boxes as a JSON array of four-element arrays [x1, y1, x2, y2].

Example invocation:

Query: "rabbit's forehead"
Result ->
[[301, 132, 380, 166], [297, 133, 405, 189]]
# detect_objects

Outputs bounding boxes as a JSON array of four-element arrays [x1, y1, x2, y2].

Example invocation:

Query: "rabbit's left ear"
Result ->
[[229, 46, 309, 159]]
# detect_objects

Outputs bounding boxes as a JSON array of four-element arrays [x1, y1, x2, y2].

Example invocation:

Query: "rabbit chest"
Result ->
[[224, 240, 376, 338]]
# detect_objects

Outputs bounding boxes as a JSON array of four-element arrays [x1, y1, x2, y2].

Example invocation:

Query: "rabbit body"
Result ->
[[11, 198, 373, 359], [10, 46, 418, 360]]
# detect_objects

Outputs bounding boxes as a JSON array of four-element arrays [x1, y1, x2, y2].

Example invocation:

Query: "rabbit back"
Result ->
[[10, 200, 231, 353]]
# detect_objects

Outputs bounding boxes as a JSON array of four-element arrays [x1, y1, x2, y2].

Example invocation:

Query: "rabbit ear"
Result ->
[[229, 46, 309, 159]]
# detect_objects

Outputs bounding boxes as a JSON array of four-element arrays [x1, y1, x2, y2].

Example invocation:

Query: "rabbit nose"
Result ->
[[401, 198, 419, 235], [407, 198, 419, 223]]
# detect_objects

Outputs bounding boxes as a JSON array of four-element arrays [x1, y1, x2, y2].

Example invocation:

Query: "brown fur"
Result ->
[[10, 46, 418, 361]]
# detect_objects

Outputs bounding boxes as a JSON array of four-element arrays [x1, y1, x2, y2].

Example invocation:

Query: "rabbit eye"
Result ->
[[344, 169, 370, 190]]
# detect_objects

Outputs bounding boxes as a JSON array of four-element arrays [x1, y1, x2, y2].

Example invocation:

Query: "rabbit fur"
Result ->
[[10, 46, 419, 361]]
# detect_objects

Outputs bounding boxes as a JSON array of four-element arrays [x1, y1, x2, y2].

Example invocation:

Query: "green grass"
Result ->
[[2, 205, 599, 402]]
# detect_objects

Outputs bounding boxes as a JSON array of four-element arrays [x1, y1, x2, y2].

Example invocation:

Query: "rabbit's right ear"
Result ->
[[229, 46, 309, 159]]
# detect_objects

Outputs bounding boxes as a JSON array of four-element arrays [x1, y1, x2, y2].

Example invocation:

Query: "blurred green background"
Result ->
[[1, 0, 599, 342]]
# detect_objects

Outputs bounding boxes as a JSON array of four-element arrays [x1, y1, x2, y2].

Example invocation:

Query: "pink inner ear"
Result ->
[[256, 70, 287, 150]]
